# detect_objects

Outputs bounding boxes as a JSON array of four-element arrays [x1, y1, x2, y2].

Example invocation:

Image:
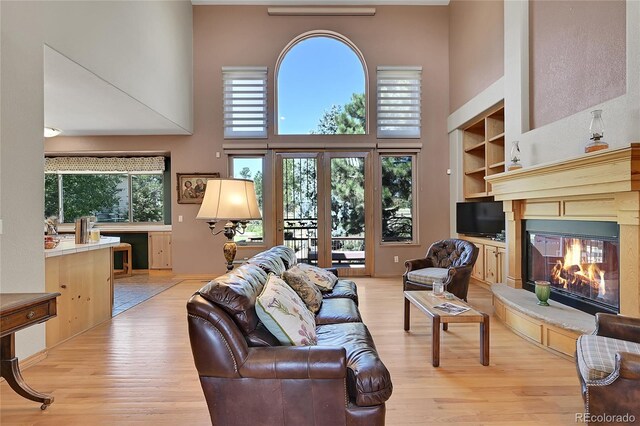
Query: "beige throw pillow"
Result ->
[[255, 274, 317, 346], [288, 263, 338, 292], [283, 269, 324, 314]]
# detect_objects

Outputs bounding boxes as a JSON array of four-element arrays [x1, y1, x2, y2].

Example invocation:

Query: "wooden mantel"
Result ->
[[486, 143, 640, 317]]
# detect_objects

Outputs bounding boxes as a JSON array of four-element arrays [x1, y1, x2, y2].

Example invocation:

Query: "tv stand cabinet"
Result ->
[[458, 235, 506, 289]]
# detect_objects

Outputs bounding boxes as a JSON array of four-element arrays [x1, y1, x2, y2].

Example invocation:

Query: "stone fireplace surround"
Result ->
[[487, 143, 639, 318]]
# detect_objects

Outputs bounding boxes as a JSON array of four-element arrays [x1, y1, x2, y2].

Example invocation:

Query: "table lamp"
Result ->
[[196, 178, 262, 271]]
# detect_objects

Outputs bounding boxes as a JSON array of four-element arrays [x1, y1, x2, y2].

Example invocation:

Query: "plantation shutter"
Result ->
[[376, 66, 422, 139], [223, 66, 268, 139]]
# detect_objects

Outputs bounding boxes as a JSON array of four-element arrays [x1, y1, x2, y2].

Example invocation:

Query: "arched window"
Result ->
[[276, 32, 367, 135]]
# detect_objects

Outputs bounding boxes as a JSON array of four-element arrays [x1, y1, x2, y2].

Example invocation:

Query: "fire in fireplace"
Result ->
[[524, 220, 619, 315]]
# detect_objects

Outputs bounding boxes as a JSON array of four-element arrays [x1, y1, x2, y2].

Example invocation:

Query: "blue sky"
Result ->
[[277, 37, 365, 134]]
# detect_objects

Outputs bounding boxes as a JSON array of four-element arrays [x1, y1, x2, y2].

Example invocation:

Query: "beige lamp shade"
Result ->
[[196, 178, 262, 221]]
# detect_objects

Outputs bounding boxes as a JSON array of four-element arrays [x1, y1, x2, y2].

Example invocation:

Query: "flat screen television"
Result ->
[[456, 201, 505, 237]]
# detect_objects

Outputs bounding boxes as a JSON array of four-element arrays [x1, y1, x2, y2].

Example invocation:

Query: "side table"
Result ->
[[1, 292, 60, 409]]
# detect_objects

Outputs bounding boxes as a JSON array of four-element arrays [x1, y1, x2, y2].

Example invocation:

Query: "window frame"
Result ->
[[376, 66, 422, 139], [378, 151, 419, 246], [229, 154, 266, 246], [274, 30, 370, 136]]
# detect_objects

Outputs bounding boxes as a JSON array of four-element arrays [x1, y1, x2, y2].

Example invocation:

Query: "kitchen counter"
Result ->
[[44, 236, 117, 347], [44, 236, 120, 258]]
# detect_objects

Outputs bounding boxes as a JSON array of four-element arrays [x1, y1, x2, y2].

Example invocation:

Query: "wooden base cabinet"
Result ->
[[460, 236, 506, 289], [45, 248, 112, 348], [148, 232, 172, 270]]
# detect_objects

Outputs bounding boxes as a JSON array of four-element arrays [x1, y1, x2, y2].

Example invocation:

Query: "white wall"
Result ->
[[0, 0, 192, 359]]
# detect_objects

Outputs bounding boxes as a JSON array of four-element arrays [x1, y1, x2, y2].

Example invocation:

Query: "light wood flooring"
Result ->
[[1, 277, 584, 425]]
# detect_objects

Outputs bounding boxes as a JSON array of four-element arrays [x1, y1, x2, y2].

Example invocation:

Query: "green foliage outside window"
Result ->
[[311, 93, 365, 135], [330, 158, 365, 241], [45, 173, 164, 223], [132, 175, 164, 222], [381, 156, 413, 242], [44, 174, 59, 219], [63, 174, 127, 222]]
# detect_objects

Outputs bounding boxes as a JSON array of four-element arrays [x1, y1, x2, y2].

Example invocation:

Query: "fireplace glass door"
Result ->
[[526, 232, 619, 313]]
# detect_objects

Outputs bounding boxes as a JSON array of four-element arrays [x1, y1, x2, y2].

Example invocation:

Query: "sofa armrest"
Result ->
[[239, 346, 347, 380], [618, 351, 640, 380], [404, 258, 432, 273], [594, 313, 640, 344]]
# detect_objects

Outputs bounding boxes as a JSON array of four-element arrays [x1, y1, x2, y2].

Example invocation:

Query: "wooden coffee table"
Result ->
[[404, 291, 489, 367]]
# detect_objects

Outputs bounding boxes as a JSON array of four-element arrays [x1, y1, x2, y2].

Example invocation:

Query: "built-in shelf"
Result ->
[[465, 166, 486, 175], [464, 141, 486, 153], [462, 103, 505, 199], [488, 132, 505, 142], [465, 191, 490, 199]]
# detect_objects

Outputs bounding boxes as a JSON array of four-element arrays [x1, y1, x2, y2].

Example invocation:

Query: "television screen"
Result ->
[[456, 201, 505, 237]]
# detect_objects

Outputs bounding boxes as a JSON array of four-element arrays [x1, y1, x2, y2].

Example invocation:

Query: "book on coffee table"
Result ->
[[432, 302, 470, 315]]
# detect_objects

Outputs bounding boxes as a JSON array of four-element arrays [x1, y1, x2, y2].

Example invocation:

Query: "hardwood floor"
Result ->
[[1, 278, 584, 425]]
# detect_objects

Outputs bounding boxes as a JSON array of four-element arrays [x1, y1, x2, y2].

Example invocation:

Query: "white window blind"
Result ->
[[376, 66, 422, 139], [223, 66, 268, 139]]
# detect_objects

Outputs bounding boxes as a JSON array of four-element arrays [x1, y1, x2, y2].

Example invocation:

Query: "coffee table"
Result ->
[[404, 291, 489, 367]]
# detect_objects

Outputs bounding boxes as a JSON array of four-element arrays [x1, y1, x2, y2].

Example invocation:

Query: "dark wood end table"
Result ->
[[1, 292, 60, 409], [404, 290, 490, 367]]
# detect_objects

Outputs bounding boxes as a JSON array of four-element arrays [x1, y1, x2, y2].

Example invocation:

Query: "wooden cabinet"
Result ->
[[460, 236, 506, 289], [45, 248, 112, 347], [462, 103, 505, 199], [484, 245, 506, 285], [148, 231, 172, 269], [472, 243, 485, 282]]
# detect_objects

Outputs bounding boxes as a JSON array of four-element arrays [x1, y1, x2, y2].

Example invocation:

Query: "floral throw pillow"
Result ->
[[282, 269, 323, 314], [288, 263, 338, 292], [256, 274, 317, 346]]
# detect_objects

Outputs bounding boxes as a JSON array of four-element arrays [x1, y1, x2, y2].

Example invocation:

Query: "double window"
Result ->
[[44, 156, 166, 224]]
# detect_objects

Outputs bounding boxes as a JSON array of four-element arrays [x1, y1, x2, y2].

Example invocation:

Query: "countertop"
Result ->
[[44, 236, 121, 258]]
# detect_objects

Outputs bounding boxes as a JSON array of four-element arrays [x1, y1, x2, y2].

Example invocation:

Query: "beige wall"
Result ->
[[0, 0, 192, 359], [529, 0, 626, 129], [47, 5, 452, 277], [448, 0, 503, 113]]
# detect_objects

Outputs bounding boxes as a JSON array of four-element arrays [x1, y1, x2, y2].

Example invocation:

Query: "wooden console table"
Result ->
[[0, 292, 60, 409]]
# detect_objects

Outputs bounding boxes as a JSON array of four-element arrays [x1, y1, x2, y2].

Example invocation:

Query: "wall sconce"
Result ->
[[196, 178, 262, 271]]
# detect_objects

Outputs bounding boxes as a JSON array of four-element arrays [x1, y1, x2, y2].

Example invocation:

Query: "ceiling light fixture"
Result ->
[[44, 127, 62, 138]]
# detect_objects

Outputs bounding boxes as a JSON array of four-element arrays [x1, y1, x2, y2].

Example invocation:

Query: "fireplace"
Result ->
[[524, 220, 619, 315]]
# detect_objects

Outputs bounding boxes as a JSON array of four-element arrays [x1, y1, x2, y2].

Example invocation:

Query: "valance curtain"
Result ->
[[45, 156, 165, 173]]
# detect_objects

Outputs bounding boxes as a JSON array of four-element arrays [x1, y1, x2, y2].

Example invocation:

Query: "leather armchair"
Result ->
[[403, 239, 479, 301], [576, 313, 640, 420]]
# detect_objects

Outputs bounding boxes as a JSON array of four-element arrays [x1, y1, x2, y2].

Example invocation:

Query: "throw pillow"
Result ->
[[282, 269, 323, 314], [256, 274, 317, 346], [288, 263, 338, 292]]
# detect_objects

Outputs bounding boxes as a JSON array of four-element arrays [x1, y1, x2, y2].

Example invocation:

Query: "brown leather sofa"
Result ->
[[187, 246, 392, 425], [403, 239, 479, 301], [576, 313, 640, 421]]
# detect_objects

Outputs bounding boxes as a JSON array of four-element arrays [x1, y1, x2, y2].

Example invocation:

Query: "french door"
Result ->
[[275, 151, 372, 277]]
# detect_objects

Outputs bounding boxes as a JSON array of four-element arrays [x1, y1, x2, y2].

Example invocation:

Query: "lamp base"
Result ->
[[223, 240, 237, 271]]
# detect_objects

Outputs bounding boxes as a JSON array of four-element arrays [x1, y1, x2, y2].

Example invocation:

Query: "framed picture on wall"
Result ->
[[176, 173, 220, 204]]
